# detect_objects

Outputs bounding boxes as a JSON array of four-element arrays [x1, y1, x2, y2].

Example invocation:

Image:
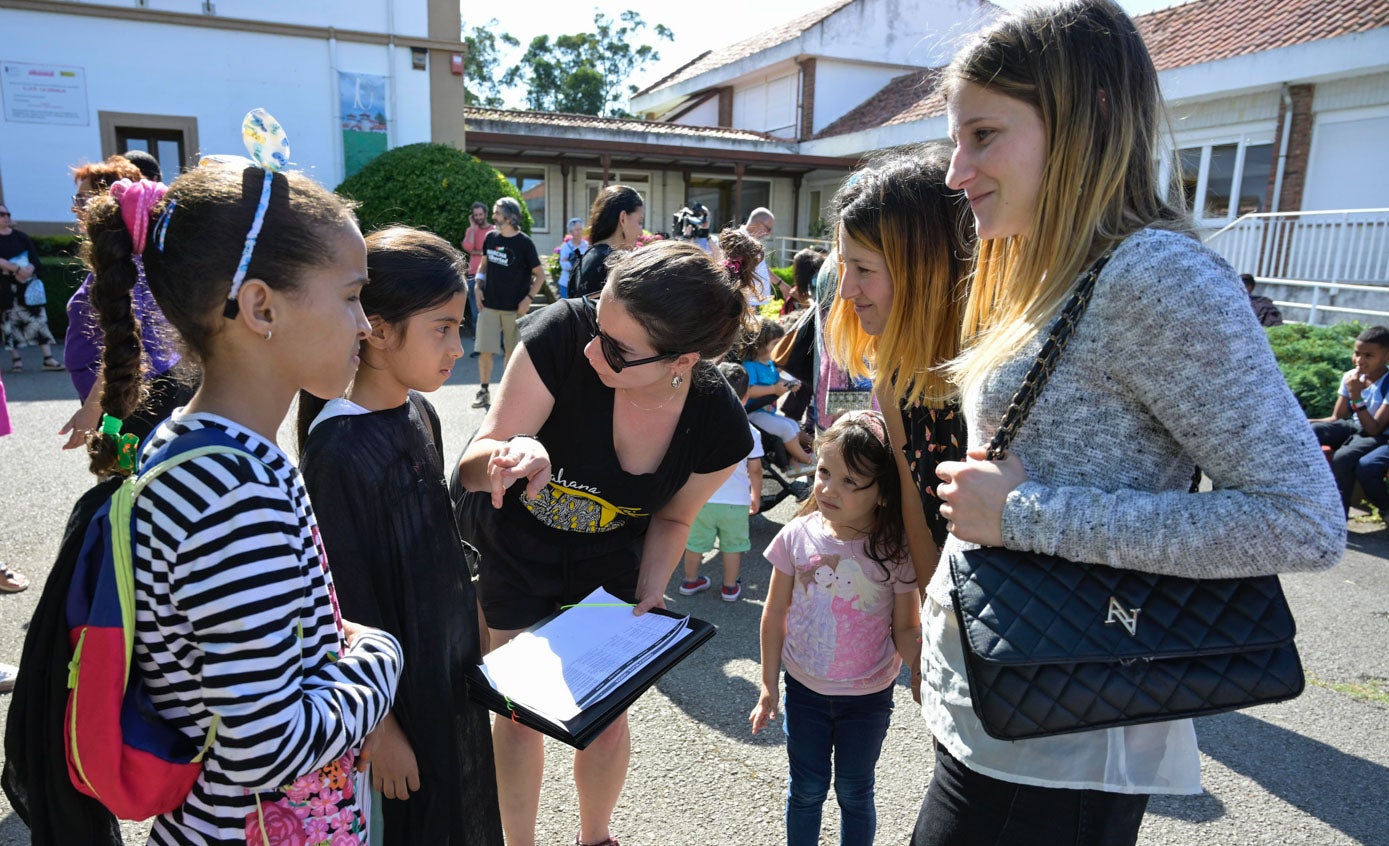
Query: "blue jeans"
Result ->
[[1312, 419, 1389, 515], [783, 673, 894, 846], [464, 274, 479, 327]]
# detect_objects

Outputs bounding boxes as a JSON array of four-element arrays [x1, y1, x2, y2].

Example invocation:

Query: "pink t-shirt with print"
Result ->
[[764, 510, 916, 696]]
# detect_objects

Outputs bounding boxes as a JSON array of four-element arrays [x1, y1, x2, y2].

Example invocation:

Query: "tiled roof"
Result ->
[[816, 69, 946, 138], [634, 0, 858, 98], [817, 0, 1389, 139], [1139, 0, 1389, 71], [463, 107, 780, 143]]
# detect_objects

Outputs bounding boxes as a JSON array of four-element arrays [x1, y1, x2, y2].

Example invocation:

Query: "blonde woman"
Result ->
[[916, 1, 1343, 843]]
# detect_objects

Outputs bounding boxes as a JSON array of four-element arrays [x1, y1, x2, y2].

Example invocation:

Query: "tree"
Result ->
[[463, 19, 520, 108], [336, 143, 532, 247], [502, 10, 674, 117]]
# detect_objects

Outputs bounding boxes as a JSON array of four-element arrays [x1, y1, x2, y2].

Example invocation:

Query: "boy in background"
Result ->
[[679, 362, 764, 602], [1310, 325, 1389, 517]]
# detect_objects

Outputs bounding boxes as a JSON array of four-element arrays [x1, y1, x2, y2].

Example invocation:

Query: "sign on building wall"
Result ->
[[339, 71, 387, 178], [1, 61, 88, 126]]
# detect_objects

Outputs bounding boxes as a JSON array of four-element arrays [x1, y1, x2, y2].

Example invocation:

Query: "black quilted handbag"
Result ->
[[948, 254, 1305, 741]]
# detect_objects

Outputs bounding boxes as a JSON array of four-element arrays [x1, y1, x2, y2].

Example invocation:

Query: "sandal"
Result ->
[[42, 357, 63, 371], [0, 563, 29, 593], [576, 835, 619, 846]]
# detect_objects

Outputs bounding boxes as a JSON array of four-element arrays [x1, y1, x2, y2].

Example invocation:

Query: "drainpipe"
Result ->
[[385, 0, 398, 145], [329, 30, 344, 179], [794, 57, 806, 141], [1271, 83, 1292, 214]]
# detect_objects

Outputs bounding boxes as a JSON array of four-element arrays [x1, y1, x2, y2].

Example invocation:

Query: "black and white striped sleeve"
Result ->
[[169, 478, 402, 790]]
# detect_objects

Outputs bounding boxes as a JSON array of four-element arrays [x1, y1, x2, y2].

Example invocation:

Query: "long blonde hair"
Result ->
[[826, 145, 972, 408], [945, 0, 1190, 401]]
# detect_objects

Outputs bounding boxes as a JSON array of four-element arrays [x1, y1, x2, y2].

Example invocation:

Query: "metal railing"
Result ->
[[1204, 208, 1389, 326], [772, 236, 832, 264]]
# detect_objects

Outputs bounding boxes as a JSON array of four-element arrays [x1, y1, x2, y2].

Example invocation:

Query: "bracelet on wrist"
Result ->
[[506, 434, 537, 443]]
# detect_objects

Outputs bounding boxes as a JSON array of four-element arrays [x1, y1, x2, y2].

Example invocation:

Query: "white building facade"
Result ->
[[0, 0, 468, 233]]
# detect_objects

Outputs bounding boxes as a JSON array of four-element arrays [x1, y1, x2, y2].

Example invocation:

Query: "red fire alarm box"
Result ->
[[450, 53, 463, 75]]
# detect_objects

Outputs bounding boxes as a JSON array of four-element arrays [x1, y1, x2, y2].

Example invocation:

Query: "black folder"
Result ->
[[465, 607, 717, 749]]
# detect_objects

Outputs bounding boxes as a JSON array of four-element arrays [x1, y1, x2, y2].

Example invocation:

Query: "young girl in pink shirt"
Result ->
[[751, 410, 921, 846]]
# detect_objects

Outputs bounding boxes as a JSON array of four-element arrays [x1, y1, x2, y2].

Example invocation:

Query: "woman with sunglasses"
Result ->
[[455, 230, 764, 846]]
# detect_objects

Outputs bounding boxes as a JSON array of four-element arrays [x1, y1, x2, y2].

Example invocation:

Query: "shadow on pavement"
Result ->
[[0, 811, 29, 841], [653, 512, 789, 746], [1, 366, 83, 403], [1149, 710, 1388, 841], [1345, 526, 1389, 557], [1147, 789, 1227, 823]]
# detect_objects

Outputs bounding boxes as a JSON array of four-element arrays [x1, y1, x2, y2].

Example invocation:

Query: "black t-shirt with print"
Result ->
[[481, 230, 541, 311], [460, 298, 753, 562]]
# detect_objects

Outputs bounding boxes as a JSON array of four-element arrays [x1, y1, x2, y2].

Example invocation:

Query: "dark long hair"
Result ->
[[81, 164, 354, 476], [586, 185, 644, 243], [295, 226, 467, 451], [806, 411, 910, 575], [606, 228, 763, 378]]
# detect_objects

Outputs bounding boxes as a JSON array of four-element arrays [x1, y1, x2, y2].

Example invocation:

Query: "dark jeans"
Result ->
[[1311, 419, 1389, 515], [782, 673, 894, 846], [911, 741, 1149, 846], [463, 274, 478, 329]]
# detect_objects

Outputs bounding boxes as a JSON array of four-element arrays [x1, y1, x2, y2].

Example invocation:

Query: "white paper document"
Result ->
[[480, 588, 691, 722]]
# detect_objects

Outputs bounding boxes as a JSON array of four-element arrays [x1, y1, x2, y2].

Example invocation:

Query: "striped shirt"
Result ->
[[132, 411, 401, 845]]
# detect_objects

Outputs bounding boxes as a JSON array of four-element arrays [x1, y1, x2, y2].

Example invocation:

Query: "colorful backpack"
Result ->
[[64, 427, 255, 819]]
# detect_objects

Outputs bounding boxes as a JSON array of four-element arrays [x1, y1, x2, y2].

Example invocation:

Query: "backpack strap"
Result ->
[[110, 428, 260, 755]]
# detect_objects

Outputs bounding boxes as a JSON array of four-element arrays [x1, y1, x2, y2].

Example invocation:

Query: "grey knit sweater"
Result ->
[[927, 227, 1345, 604]]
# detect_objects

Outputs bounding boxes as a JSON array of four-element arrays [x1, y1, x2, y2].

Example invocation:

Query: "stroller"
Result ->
[[756, 426, 812, 512]]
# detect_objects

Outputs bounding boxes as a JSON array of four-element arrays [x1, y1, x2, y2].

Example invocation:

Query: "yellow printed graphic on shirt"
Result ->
[[522, 481, 646, 533]]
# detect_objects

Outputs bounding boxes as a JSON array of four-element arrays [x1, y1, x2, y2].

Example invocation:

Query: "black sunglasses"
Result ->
[[583, 294, 676, 373]]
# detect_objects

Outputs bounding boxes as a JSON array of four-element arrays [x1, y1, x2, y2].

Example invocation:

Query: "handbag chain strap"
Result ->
[[985, 253, 1112, 461]]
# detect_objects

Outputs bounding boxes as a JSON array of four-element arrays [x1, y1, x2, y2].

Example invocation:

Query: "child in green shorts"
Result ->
[[679, 362, 763, 602]]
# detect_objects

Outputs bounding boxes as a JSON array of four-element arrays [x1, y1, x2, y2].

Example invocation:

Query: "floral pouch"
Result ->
[[245, 749, 367, 846]]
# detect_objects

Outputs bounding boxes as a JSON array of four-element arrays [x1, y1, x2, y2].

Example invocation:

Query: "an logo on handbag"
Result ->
[[1105, 597, 1141, 636]]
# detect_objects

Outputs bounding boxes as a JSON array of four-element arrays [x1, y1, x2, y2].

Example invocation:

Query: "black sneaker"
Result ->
[[471, 386, 490, 408]]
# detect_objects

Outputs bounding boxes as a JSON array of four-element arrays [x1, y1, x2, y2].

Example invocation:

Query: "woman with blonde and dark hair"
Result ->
[[915, 1, 1343, 843], [456, 229, 763, 846], [825, 145, 972, 589], [574, 185, 644, 298]]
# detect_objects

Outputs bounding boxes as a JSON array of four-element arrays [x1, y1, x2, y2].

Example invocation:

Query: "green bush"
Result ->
[[771, 266, 795, 288], [32, 234, 81, 258], [1267, 322, 1361, 418], [335, 143, 531, 247], [38, 256, 89, 339]]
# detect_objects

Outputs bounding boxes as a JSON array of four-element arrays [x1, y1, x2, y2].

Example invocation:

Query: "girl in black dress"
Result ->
[[298, 226, 503, 845]]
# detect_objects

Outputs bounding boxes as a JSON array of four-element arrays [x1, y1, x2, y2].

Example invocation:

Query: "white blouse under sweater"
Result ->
[[922, 228, 1345, 795]]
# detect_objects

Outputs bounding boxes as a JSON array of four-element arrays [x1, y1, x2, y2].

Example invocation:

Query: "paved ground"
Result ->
[[1, 344, 1387, 845]]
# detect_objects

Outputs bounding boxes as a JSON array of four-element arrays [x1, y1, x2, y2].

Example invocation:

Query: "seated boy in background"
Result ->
[[679, 362, 764, 602], [1310, 325, 1389, 518]]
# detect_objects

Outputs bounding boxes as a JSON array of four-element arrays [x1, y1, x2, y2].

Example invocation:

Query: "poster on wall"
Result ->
[[339, 71, 388, 178], [2, 61, 88, 125]]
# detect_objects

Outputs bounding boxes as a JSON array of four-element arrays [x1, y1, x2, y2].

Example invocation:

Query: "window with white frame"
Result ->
[[584, 171, 650, 214], [500, 166, 548, 231], [733, 73, 798, 138], [1175, 132, 1275, 225]]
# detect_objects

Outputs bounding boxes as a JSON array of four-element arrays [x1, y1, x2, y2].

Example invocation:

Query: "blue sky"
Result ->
[[468, 0, 1195, 108]]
